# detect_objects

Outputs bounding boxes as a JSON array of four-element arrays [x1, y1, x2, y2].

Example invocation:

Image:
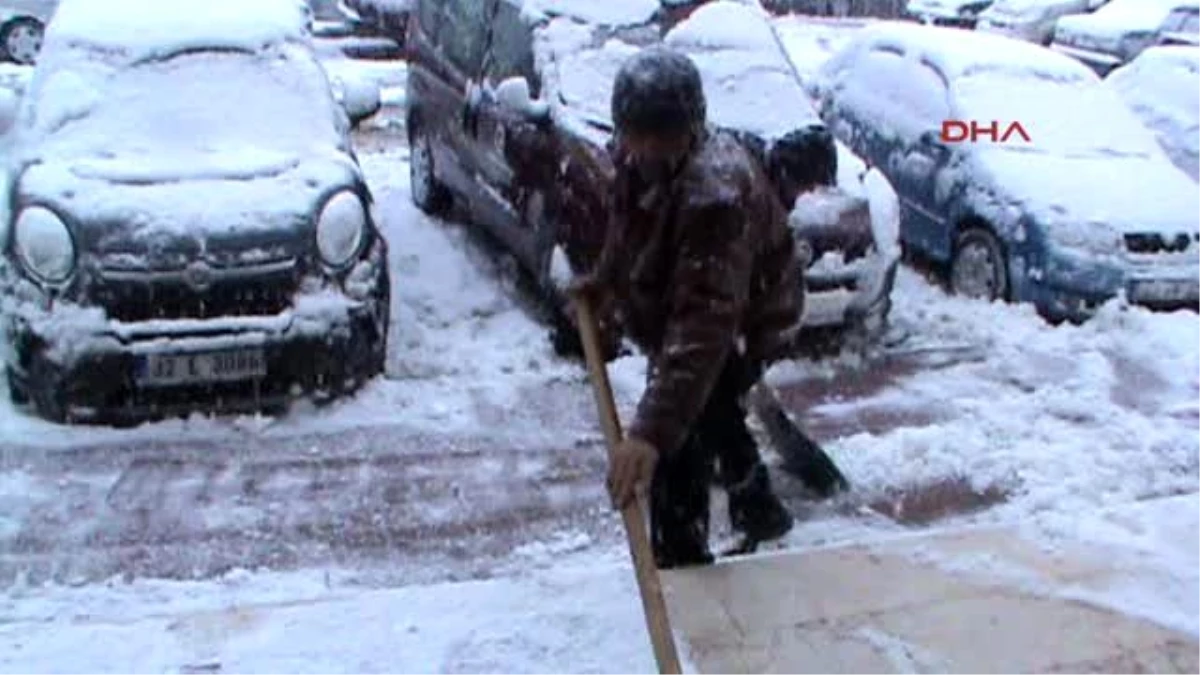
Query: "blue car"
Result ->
[[810, 22, 1199, 321]]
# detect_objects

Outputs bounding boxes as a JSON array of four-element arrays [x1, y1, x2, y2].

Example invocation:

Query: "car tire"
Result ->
[[408, 123, 451, 216], [0, 17, 44, 66], [950, 225, 1009, 302]]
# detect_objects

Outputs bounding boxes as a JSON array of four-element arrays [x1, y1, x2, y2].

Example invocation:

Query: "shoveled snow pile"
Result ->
[[1106, 46, 1200, 181], [43, 0, 309, 63], [775, 268, 1200, 527]]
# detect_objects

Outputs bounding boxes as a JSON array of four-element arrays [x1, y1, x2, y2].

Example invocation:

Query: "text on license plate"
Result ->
[[135, 349, 267, 387]]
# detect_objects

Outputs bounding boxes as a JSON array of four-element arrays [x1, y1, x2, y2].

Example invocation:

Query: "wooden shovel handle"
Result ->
[[574, 296, 682, 675]]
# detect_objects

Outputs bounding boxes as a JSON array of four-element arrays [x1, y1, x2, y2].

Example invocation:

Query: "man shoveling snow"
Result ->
[[572, 46, 805, 569]]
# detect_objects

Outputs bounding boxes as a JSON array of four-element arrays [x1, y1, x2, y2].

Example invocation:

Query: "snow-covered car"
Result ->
[[1157, 4, 1199, 46], [0, 0, 391, 423], [904, 0, 994, 27], [323, 58, 384, 127], [811, 22, 1199, 321], [977, 0, 1108, 45], [342, 0, 411, 44], [303, 0, 370, 37], [0, 0, 56, 65], [1106, 45, 1200, 182], [1051, 0, 1199, 75], [406, 0, 901, 356]]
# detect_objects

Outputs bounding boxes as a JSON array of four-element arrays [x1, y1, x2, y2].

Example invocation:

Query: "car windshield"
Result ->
[[30, 47, 342, 161], [952, 70, 1160, 158], [553, 38, 635, 131]]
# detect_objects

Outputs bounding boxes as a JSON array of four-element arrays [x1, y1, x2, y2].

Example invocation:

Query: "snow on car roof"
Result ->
[[664, 1, 822, 138], [843, 21, 1097, 82], [522, 0, 660, 26], [1055, 0, 1199, 38], [45, 0, 309, 62], [541, 1, 822, 142]]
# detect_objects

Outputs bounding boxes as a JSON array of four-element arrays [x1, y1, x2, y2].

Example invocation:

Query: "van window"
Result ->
[[439, 0, 490, 74], [485, 1, 541, 96]]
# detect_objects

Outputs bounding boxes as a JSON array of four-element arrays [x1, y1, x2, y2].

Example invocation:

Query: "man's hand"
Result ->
[[607, 436, 659, 510], [566, 271, 607, 303]]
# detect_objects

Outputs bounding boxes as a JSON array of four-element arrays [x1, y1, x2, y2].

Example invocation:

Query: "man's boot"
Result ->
[[727, 463, 794, 542]]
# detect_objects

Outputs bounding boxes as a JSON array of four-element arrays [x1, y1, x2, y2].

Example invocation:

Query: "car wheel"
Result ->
[[409, 124, 451, 215], [0, 17, 44, 66], [950, 226, 1009, 301]]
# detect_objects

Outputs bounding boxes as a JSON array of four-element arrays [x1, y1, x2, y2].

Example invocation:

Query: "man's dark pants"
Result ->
[[648, 355, 781, 569]]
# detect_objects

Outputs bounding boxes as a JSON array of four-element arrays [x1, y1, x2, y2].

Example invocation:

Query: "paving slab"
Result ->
[[662, 499, 1199, 674]]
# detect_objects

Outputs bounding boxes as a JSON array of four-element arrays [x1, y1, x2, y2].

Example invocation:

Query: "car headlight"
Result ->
[[13, 206, 76, 284], [316, 190, 367, 268]]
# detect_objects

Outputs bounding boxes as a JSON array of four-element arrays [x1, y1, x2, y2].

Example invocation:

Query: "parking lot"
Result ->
[[0, 1, 1197, 671]]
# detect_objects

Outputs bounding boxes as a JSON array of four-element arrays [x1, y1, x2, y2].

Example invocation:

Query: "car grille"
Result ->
[[1124, 232, 1197, 255], [92, 261, 300, 323]]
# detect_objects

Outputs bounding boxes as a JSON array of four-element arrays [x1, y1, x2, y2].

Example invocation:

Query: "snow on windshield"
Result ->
[[665, 1, 822, 138], [523, 0, 659, 26], [23, 46, 344, 178], [985, 0, 1082, 16], [45, 0, 308, 64], [1106, 46, 1200, 179], [551, 37, 637, 130], [952, 71, 1162, 158]]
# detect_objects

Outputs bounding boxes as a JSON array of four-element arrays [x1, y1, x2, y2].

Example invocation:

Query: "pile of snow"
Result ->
[[1105, 46, 1200, 181], [788, 267, 1200, 526], [44, 0, 309, 64], [523, 0, 660, 26]]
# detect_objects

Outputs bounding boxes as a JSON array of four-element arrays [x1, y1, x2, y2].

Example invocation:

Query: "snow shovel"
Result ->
[[573, 295, 682, 675], [746, 382, 849, 498]]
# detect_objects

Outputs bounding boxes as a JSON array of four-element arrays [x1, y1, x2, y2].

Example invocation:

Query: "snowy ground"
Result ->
[[1, 26, 1198, 673]]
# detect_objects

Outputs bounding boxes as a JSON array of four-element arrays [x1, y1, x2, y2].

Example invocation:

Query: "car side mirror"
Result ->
[[494, 77, 550, 122]]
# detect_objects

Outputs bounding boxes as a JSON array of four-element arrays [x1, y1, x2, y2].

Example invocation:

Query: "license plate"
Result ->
[[135, 349, 267, 387], [1128, 278, 1200, 303]]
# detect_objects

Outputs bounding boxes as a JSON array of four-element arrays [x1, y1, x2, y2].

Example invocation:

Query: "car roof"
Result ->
[[841, 21, 1097, 83], [44, 0, 310, 63]]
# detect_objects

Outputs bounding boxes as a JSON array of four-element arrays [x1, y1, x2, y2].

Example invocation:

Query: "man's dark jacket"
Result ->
[[591, 128, 804, 456]]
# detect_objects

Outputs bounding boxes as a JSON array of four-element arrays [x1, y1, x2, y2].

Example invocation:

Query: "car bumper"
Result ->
[[803, 248, 900, 331], [1034, 251, 1200, 320], [5, 289, 387, 423], [907, 11, 978, 27], [1049, 42, 1123, 74], [977, 18, 1043, 42]]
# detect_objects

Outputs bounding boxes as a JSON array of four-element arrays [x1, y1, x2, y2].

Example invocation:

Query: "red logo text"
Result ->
[[940, 120, 1032, 144]]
